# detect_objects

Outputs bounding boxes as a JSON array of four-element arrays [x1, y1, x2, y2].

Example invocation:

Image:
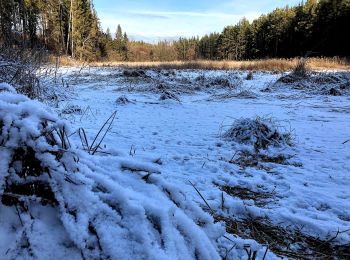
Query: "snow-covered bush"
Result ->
[[223, 117, 292, 150], [123, 69, 149, 78], [275, 67, 350, 96], [210, 77, 231, 87], [61, 104, 83, 114], [116, 95, 131, 105], [159, 91, 181, 102], [0, 85, 228, 259], [0, 50, 43, 99]]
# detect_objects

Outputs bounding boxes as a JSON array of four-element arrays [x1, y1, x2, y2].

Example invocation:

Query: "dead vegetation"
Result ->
[[222, 117, 293, 151], [208, 89, 257, 101], [113, 68, 243, 99], [0, 47, 45, 98], [229, 150, 301, 170], [116, 95, 132, 105], [0, 108, 71, 209], [277, 58, 311, 84], [276, 71, 350, 96], [190, 182, 349, 259], [61, 104, 83, 115], [123, 69, 150, 78], [210, 77, 232, 88], [78, 111, 117, 155], [215, 215, 350, 259], [220, 185, 277, 207], [274, 58, 350, 96], [292, 58, 310, 78], [246, 71, 254, 80], [159, 91, 181, 102], [234, 90, 257, 99], [58, 57, 350, 71], [221, 117, 299, 170], [0, 48, 73, 104], [2, 89, 225, 259]]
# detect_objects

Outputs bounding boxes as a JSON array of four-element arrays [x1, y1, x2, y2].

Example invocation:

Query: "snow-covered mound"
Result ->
[[0, 85, 230, 259], [223, 117, 292, 150], [275, 72, 350, 96]]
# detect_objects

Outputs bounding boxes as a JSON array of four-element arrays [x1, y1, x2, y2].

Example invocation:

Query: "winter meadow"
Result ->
[[0, 0, 350, 259]]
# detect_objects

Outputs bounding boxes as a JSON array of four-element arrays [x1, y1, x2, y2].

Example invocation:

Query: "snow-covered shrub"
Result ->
[[0, 50, 43, 99], [61, 104, 83, 114], [123, 69, 149, 78], [223, 117, 292, 150], [116, 95, 131, 105], [0, 86, 227, 259], [208, 89, 257, 101], [210, 77, 231, 87], [276, 72, 350, 96], [0, 50, 71, 104], [235, 90, 257, 99], [159, 91, 181, 102]]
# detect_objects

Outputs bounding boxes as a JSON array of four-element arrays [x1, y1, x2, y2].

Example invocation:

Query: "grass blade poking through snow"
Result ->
[[90, 111, 117, 155], [78, 111, 117, 155]]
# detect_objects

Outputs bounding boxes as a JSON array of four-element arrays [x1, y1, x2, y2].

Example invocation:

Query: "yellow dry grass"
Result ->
[[51, 56, 350, 71]]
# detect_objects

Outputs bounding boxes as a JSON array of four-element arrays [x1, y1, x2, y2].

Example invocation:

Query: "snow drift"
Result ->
[[0, 83, 227, 259]]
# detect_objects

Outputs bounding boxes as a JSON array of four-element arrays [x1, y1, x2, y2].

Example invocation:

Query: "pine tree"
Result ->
[[115, 24, 123, 41], [112, 24, 128, 60], [0, 0, 15, 45]]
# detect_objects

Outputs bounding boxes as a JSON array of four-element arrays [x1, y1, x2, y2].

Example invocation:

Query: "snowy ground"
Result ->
[[3, 67, 349, 259], [56, 67, 350, 257]]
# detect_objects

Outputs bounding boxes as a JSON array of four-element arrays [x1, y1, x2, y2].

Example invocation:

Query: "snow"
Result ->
[[0, 86, 233, 259], [1, 66, 350, 259], [61, 68, 350, 244]]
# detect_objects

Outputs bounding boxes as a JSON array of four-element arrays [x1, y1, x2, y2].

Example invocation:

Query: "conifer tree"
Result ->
[[0, 0, 15, 45]]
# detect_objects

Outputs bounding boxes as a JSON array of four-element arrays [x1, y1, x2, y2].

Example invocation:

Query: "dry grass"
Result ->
[[222, 117, 293, 151], [215, 215, 350, 259], [219, 185, 276, 207], [51, 56, 350, 71], [191, 182, 350, 259]]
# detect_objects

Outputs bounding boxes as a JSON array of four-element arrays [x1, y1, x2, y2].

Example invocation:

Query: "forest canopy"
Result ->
[[0, 0, 349, 61]]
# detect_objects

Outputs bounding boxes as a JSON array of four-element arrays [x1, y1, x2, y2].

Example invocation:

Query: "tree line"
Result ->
[[0, 0, 116, 61], [1, 0, 349, 61], [168, 0, 350, 60]]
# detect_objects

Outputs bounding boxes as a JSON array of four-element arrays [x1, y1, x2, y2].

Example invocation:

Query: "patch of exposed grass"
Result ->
[[229, 150, 302, 170], [220, 185, 276, 207], [214, 215, 350, 259], [191, 182, 349, 259]]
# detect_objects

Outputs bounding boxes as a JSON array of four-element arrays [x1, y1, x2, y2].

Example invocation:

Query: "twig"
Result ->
[[78, 128, 89, 151], [262, 246, 269, 260], [188, 180, 214, 214]]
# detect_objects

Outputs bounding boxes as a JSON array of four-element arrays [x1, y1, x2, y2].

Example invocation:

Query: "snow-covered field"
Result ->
[[1, 67, 350, 259]]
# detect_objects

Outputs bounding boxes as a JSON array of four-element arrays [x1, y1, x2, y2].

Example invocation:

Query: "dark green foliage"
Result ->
[[182, 0, 350, 60], [0, 0, 105, 61], [174, 37, 199, 60], [0, 0, 349, 61], [112, 25, 128, 60], [198, 33, 220, 60]]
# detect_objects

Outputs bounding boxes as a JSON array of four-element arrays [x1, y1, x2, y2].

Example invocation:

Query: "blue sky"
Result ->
[[94, 0, 301, 42]]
